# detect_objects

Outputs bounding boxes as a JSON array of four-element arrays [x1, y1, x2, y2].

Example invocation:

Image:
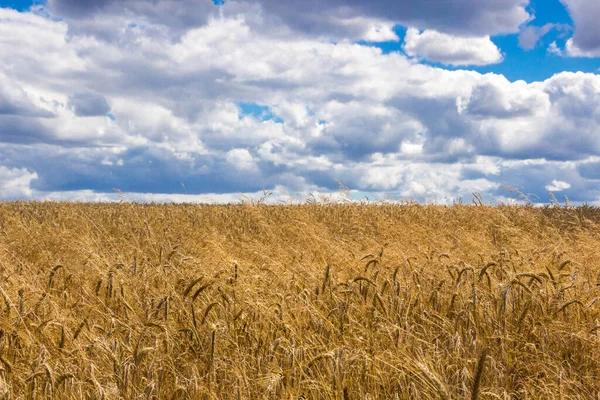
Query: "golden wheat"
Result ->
[[0, 201, 599, 398]]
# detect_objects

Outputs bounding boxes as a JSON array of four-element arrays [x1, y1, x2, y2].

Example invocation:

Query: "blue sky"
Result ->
[[1, 0, 600, 203], [359, 0, 599, 82], [0, 0, 36, 10], [369, 27, 599, 83]]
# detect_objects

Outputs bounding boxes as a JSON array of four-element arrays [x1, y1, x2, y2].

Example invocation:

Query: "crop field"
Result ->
[[0, 201, 600, 399]]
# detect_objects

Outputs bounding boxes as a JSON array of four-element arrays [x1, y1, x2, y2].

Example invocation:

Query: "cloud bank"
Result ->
[[0, 2, 599, 204]]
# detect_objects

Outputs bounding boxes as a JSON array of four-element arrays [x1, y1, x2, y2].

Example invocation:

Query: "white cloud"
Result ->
[[545, 179, 571, 191], [403, 28, 503, 66], [352, 154, 500, 200], [226, 148, 256, 170], [400, 142, 423, 155], [362, 22, 399, 42], [1, 4, 600, 205], [0, 8, 86, 75], [0, 166, 38, 198], [548, 41, 563, 56]]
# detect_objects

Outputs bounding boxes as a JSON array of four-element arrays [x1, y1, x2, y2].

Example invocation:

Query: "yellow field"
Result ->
[[0, 201, 599, 399]]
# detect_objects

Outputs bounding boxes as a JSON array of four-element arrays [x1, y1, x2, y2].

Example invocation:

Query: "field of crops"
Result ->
[[0, 201, 599, 399]]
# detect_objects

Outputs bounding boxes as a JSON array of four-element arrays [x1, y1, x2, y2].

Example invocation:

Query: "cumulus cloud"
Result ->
[[560, 0, 600, 56], [226, 148, 256, 170], [546, 179, 571, 191], [403, 28, 503, 66], [0, 166, 38, 199], [1, 3, 600, 204], [458, 77, 550, 119]]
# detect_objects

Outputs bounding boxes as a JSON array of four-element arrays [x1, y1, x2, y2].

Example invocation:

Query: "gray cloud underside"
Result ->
[[47, 0, 530, 38], [561, 0, 600, 53], [0, 4, 599, 204], [69, 91, 111, 117]]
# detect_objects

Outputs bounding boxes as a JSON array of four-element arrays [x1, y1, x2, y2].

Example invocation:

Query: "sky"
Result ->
[[0, 0, 599, 204]]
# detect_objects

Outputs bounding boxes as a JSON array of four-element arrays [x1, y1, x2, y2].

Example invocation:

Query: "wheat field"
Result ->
[[0, 201, 599, 399]]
